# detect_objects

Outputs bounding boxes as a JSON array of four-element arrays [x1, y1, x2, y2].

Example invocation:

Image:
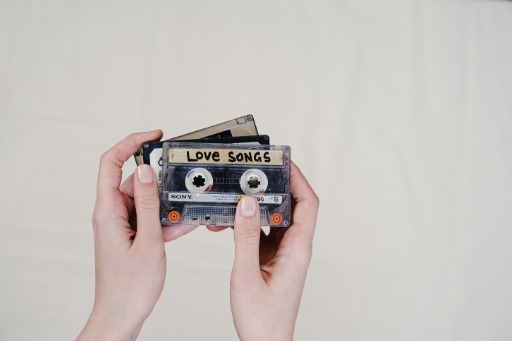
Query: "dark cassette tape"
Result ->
[[160, 142, 291, 227], [134, 114, 259, 166], [171, 114, 259, 140], [133, 114, 262, 191]]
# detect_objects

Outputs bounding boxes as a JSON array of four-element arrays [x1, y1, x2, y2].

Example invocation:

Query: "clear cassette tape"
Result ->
[[160, 142, 291, 227]]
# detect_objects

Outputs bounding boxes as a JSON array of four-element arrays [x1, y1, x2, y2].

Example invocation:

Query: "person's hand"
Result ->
[[77, 131, 196, 341], [230, 162, 319, 341]]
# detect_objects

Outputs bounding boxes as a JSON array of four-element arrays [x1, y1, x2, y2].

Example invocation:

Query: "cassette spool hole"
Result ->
[[240, 169, 268, 195], [192, 174, 206, 187], [185, 168, 213, 193], [247, 176, 260, 189]]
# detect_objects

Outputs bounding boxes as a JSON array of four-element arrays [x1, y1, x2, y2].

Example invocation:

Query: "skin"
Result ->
[[231, 164, 319, 341], [77, 131, 319, 341], [77, 131, 197, 341]]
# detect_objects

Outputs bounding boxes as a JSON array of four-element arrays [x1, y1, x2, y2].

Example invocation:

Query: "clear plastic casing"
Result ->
[[160, 142, 291, 227]]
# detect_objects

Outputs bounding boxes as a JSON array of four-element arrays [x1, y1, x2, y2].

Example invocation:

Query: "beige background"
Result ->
[[1, 1, 512, 340]]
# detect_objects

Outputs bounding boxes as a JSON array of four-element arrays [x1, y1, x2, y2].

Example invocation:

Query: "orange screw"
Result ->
[[168, 210, 181, 223], [271, 213, 283, 225]]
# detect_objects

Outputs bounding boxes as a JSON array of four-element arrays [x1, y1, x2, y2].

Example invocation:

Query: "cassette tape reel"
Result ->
[[160, 142, 291, 227]]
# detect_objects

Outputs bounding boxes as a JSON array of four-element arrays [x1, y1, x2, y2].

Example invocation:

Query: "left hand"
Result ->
[[77, 131, 197, 341], [230, 163, 319, 341]]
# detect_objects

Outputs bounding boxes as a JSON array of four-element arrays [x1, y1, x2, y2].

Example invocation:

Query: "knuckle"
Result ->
[[235, 227, 260, 245], [99, 151, 110, 165], [91, 211, 112, 236], [91, 213, 98, 231], [101, 146, 124, 165], [91, 210, 109, 230], [312, 193, 320, 210], [135, 194, 159, 210], [127, 133, 142, 148], [111, 146, 124, 164]]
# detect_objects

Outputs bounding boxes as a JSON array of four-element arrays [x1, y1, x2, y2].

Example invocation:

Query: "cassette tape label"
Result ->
[[160, 142, 291, 227], [169, 148, 283, 165]]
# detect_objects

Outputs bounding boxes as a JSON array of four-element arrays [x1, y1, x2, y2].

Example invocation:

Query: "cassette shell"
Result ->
[[160, 142, 291, 227]]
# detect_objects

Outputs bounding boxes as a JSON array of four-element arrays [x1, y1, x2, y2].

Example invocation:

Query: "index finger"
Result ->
[[96, 130, 163, 209], [287, 162, 320, 241]]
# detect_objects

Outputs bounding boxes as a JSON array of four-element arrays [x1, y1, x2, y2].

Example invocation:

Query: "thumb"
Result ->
[[233, 197, 261, 279], [133, 165, 163, 243]]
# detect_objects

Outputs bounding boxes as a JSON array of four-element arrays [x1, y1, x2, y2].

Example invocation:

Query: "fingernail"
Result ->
[[240, 197, 257, 217], [137, 165, 154, 184]]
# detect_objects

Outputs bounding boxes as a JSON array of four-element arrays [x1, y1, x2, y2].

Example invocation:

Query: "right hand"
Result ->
[[230, 162, 319, 341]]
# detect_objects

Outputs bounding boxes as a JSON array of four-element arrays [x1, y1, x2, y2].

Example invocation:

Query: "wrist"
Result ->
[[238, 330, 294, 341], [235, 322, 294, 341], [77, 307, 145, 341]]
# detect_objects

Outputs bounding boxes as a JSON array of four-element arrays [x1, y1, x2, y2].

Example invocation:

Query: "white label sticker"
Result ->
[[167, 193, 283, 204]]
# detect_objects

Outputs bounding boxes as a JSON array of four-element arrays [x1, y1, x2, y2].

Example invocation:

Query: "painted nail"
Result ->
[[240, 197, 257, 217], [137, 165, 154, 184]]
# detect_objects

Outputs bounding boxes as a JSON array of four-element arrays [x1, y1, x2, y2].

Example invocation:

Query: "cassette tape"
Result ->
[[172, 114, 259, 140], [138, 135, 269, 191], [134, 114, 259, 165], [133, 115, 261, 191], [160, 142, 291, 227]]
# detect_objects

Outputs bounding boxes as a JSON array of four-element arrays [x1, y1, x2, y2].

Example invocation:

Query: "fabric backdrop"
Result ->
[[1, 1, 511, 340]]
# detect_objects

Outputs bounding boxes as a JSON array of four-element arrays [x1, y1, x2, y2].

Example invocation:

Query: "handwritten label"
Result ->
[[169, 148, 283, 166]]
